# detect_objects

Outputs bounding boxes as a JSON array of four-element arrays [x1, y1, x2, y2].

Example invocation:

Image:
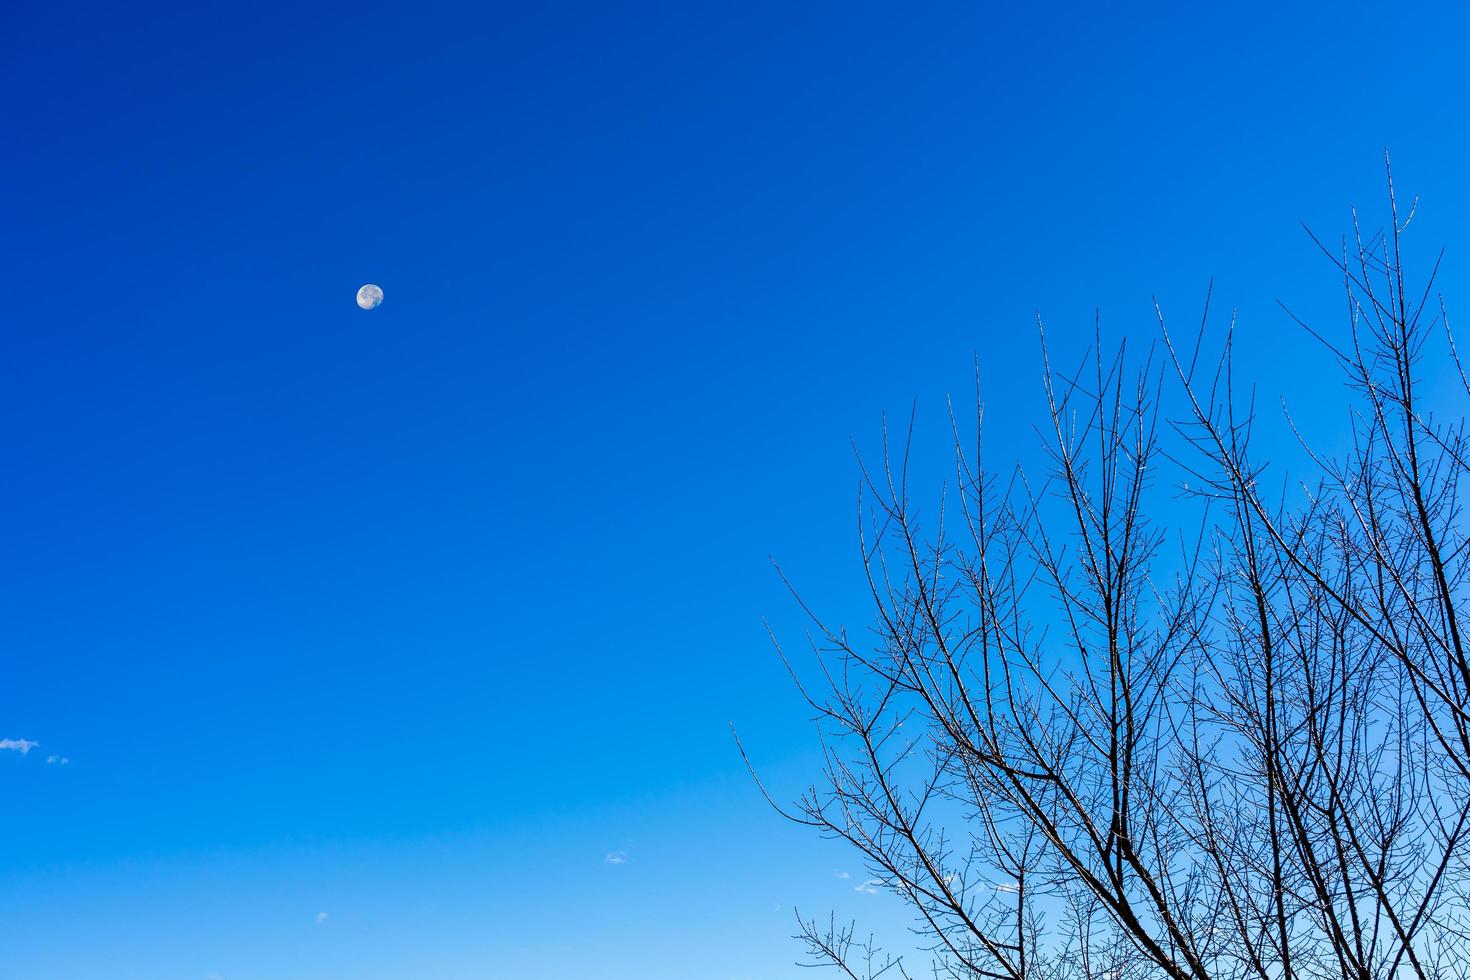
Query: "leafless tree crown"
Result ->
[[747, 163, 1470, 980]]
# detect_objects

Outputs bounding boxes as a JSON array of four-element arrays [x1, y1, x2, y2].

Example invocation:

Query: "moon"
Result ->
[[356, 283, 383, 310]]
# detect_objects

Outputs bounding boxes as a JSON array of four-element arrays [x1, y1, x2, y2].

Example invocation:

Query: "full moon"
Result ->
[[356, 283, 383, 310]]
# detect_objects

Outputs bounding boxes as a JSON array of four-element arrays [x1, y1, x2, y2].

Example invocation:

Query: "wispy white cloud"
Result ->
[[854, 880, 881, 895], [835, 871, 851, 879], [315, 911, 328, 925], [0, 739, 38, 755], [604, 850, 628, 865], [46, 754, 69, 766]]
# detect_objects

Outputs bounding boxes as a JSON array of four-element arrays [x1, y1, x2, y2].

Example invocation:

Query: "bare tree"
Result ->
[[743, 158, 1470, 980]]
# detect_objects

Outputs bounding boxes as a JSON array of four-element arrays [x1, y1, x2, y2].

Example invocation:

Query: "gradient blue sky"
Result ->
[[3, 2, 1470, 977]]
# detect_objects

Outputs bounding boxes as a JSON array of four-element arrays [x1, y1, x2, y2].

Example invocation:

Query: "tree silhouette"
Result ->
[[746, 160, 1470, 980]]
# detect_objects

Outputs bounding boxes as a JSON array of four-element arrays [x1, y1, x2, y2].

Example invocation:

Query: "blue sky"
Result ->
[[3, 1, 1469, 977]]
